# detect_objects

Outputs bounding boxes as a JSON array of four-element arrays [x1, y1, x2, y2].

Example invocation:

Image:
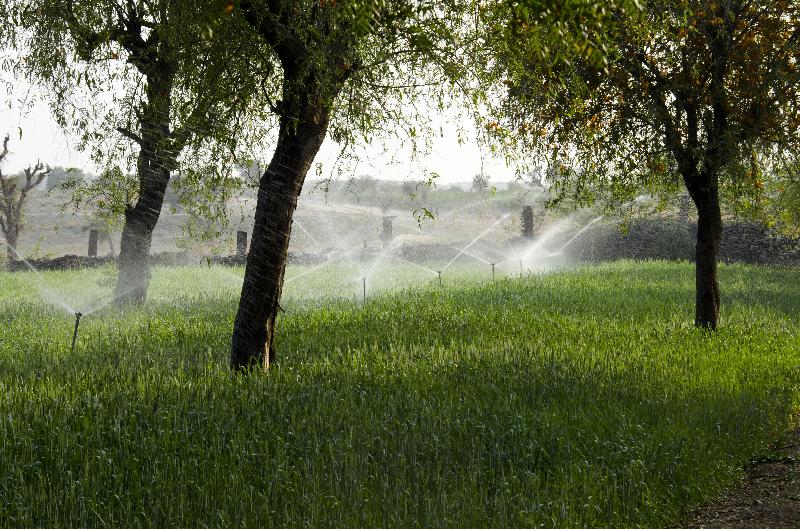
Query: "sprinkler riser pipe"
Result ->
[[70, 312, 83, 354]]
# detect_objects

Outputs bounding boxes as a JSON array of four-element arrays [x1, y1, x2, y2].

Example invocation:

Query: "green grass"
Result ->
[[0, 261, 799, 528]]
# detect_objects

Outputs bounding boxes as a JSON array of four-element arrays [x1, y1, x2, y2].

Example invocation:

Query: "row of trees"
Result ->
[[1, 0, 798, 368]]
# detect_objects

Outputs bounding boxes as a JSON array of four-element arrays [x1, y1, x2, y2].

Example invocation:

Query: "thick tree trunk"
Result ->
[[230, 117, 328, 371], [114, 63, 175, 305], [115, 168, 170, 304], [690, 181, 723, 329]]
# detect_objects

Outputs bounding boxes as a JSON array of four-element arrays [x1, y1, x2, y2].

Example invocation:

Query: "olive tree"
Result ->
[[487, 0, 800, 329]]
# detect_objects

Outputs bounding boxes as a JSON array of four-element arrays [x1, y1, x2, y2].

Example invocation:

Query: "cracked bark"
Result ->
[[230, 112, 328, 370]]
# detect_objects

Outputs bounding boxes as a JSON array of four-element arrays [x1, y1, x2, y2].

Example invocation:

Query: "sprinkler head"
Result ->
[[70, 312, 84, 354]]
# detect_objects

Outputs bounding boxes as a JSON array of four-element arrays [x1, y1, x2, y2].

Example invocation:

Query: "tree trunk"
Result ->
[[230, 116, 328, 371], [114, 64, 175, 305], [691, 180, 723, 329], [115, 168, 170, 303], [5, 228, 18, 267]]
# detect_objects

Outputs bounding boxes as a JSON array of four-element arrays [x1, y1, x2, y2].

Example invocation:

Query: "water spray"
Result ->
[[442, 213, 511, 274], [547, 216, 604, 257], [448, 246, 491, 266], [70, 312, 83, 353], [294, 219, 322, 251], [393, 255, 438, 277], [1, 239, 76, 315]]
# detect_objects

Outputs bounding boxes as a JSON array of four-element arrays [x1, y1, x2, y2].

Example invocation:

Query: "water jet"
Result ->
[[393, 255, 438, 277], [442, 213, 511, 274], [548, 216, 603, 256], [1, 239, 76, 315]]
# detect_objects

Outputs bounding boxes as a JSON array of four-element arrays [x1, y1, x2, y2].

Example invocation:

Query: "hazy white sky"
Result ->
[[0, 84, 519, 185]]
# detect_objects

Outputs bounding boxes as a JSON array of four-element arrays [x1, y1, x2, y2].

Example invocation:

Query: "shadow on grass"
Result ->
[[0, 346, 793, 529]]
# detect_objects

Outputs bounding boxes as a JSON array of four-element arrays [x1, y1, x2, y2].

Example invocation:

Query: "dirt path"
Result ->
[[674, 430, 800, 529]]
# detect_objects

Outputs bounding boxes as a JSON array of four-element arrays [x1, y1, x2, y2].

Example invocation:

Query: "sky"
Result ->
[[0, 83, 519, 185]]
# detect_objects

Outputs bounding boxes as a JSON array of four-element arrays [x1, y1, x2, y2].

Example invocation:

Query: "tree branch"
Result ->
[[239, 1, 308, 74], [0, 135, 9, 165], [116, 126, 145, 145], [19, 161, 50, 205]]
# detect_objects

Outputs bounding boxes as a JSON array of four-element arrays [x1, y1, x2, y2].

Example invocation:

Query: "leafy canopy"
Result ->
[[10, 0, 275, 224], [486, 0, 800, 216]]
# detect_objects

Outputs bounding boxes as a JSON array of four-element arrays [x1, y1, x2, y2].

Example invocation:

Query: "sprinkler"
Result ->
[[491, 263, 496, 281], [519, 260, 524, 276], [436, 270, 442, 287], [70, 312, 83, 353], [362, 276, 367, 304]]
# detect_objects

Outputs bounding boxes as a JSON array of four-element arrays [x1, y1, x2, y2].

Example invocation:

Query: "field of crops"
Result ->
[[1, 261, 798, 528]]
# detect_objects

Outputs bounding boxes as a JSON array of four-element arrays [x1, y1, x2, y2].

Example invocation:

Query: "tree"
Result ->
[[229, 0, 471, 370], [472, 172, 489, 193], [14, 0, 270, 303], [375, 183, 401, 214], [489, 0, 800, 329], [343, 175, 370, 204], [45, 166, 86, 191], [0, 134, 51, 264]]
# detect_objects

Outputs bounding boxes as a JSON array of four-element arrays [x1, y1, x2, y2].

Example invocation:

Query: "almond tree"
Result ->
[[228, 0, 473, 370], [14, 0, 270, 303], [488, 0, 800, 329], [0, 134, 51, 264]]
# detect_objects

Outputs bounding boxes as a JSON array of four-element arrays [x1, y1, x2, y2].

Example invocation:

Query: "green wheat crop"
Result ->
[[0, 261, 798, 528]]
